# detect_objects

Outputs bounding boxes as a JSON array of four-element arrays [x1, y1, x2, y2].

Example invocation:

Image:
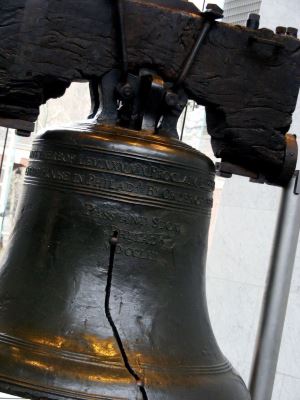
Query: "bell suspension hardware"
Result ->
[[114, 0, 139, 129], [88, 0, 131, 121], [115, 0, 129, 84], [158, 3, 224, 138], [90, 3, 224, 139], [174, 3, 224, 89], [89, 2, 224, 137]]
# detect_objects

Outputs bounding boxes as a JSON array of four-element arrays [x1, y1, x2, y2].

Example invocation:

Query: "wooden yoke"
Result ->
[[0, 0, 300, 184]]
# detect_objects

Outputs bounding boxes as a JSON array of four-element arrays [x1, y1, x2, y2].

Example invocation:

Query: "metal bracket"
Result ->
[[216, 161, 265, 182], [175, 3, 224, 89], [139, 71, 165, 131], [248, 35, 284, 59], [216, 134, 298, 187], [294, 170, 300, 194], [0, 118, 34, 137]]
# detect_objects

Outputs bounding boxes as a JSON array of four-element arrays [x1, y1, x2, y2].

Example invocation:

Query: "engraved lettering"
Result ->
[[30, 149, 214, 190], [147, 185, 157, 197], [83, 202, 187, 260], [26, 163, 211, 208], [106, 242, 159, 261], [83, 204, 184, 236], [152, 217, 181, 233]]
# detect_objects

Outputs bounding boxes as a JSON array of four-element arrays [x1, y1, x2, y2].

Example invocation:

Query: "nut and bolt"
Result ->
[[247, 13, 260, 30], [165, 91, 178, 108], [205, 3, 224, 20], [276, 26, 287, 35], [287, 27, 298, 38], [16, 129, 31, 137], [164, 91, 186, 112], [116, 82, 134, 100], [275, 26, 298, 38]]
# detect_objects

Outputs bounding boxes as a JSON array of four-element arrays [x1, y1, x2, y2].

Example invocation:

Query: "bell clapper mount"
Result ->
[[89, 3, 224, 139], [104, 231, 148, 400]]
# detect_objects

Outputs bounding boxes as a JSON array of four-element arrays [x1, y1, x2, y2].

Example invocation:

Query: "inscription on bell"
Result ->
[[105, 243, 159, 261], [84, 202, 185, 261], [30, 148, 215, 190], [83, 202, 182, 233], [25, 165, 212, 209]]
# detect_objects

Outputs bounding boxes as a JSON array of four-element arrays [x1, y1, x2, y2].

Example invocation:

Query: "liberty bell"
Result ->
[[0, 68, 251, 400]]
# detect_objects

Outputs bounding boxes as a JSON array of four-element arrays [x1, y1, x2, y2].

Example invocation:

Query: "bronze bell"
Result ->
[[0, 122, 250, 399]]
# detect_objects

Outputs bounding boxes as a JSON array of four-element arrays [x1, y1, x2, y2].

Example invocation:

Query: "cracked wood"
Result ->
[[0, 0, 300, 181]]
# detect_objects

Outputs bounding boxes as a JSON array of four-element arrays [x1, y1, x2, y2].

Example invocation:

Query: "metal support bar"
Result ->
[[175, 19, 212, 88], [249, 171, 300, 400], [0, 128, 9, 180], [116, 0, 128, 82], [179, 104, 188, 141], [174, 3, 223, 89]]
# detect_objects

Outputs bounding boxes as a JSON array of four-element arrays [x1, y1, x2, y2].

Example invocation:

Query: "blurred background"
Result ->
[[0, 0, 299, 398]]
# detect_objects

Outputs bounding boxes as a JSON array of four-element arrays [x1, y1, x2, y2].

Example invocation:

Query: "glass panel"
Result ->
[[0, 83, 90, 252]]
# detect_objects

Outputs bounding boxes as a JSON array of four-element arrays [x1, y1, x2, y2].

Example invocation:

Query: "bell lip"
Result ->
[[35, 121, 216, 173], [0, 377, 128, 400], [0, 365, 250, 400]]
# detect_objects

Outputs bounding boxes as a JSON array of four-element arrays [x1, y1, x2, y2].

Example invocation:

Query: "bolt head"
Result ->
[[248, 13, 260, 21], [16, 129, 31, 137], [287, 27, 298, 38], [205, 3, 224, 20], [165, 91, 178, 107], [175, 101, 186, 112], [247, 13, 260, 29], [276, 26, 287, 35], [122, 83, 133, 99], [116, 83, 134, 100]]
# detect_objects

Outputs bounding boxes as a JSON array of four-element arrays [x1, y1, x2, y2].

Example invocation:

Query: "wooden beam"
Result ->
[[0, 0, 299, 182]]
